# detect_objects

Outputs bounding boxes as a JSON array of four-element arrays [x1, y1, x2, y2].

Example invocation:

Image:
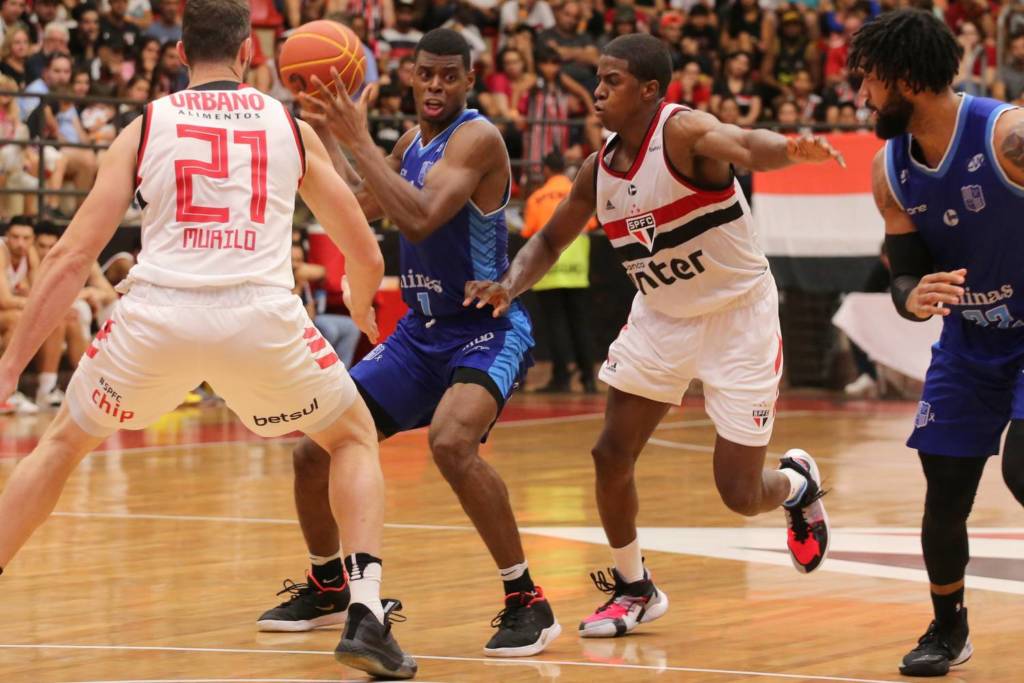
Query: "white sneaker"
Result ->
[[8, 392, 40, 414], [35, 387, 65, 407], [843, 373, 878, 398]]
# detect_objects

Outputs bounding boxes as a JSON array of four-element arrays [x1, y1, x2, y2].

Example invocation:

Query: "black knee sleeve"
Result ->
[[1002, 420, 1024, 505], [919, 452, 988, 586]]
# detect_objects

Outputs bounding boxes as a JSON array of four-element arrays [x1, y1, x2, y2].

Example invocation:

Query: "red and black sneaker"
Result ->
[[483, 586, 562, 657], [578, 567, 669, 638], [780, 449, 830, 573], [257, 571, 349, 632]]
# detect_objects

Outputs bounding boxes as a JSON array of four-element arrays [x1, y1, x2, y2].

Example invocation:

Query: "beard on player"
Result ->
[[870, 86, 914, 140]]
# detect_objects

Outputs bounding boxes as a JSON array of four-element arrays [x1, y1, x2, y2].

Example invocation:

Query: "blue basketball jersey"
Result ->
[[885, 95, 1024, 360], [398, 108, 511, 320]]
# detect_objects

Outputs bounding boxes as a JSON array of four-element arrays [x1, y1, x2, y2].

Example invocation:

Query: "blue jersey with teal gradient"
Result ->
[[886, 95, 1024, 361], [398, 108, 511, 320]]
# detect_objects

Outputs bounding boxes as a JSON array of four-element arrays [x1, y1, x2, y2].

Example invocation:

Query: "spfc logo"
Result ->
[[752, 402, 771, 428], [962, 184, 986, 212], [417, 161, 434, 186], [625, 212, 657, 248], [915, 401, 934, 428]]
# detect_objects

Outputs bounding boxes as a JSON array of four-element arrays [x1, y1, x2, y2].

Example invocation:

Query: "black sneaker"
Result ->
[[779, 449, 830, 573], [483, 586, 562, 657], [335, 599, 417, 680], [578, 568, 669, 638], [900, 609, 973, 677], [257, 572, 349, 632]]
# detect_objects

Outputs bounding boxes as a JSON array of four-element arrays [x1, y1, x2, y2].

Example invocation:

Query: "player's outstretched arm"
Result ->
[[666, 109, 845, 173], [870, 149, 963, 321], [0, 119, 139, 397], [464, 154, 598, 317], [298, 120, 384, 342], [302, 71, 496, 243]]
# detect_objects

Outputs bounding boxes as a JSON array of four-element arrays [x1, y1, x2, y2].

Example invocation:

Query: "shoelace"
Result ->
[[274, 578, 314, 606], [381, 599, 407, 636], [788, 488, 828, 542], [490, 591, 532, 629], [589, 568, 629, 612], [913, 620, 957, 656]]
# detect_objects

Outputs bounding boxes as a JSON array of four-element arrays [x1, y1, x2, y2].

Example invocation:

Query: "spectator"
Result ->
[[722, 0, 770, 57], [834, 100, 861, 129], [761, 9, 819, 105], [69, 3, 101, 72], [823, 13, 862, 85], [995, 31, 1024, 103], [601, 5, 640, 46], [379, 0, 422, 72], [21, 50, 67, 121], [24, 22, 68, 83], [441, 3, 488, 63], [499, 0, 555, 38], [144, 0, 181, 45], [538, 0, 599, 92], [369, 82, 408, 153], [130, 34, 159, 83], [28, 0, 62, 47], [115, 73, 148, 128], [393, 53, 416, 115], [953, 20, 996, 95], [74, 69, 116, 145], [0, 218, 39, 413], [790, 69, 824, 123], [945, 0, 997, 40], [657, 10, 686, 70], [149, 39, 186, 98], [0, 0, 25, 48], [775, 98, 802, 132], [682, 4, 718, 57], [1, 25, 29, 87], [0, 74, 65, 218], [715, 96, 753, 204], [665, 55, 711, 109], [522, 152, 597, 393], [100, 0, 142, 55], [711, 51, 761, 125]]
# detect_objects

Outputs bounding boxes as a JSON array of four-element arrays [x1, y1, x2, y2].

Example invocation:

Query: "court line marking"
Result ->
[[0, 643, 901, 682], [50, 510, 473, 532], [67, 680, 365, 683]]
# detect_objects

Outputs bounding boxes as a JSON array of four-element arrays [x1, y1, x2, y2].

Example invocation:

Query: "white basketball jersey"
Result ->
[[596, 103, 769, 318], [131, 83, 304, 289]]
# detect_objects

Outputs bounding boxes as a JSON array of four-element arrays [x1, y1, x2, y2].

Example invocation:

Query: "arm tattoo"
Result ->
[[1001, 122, 1024, 170], [872, 167, 900, 213]]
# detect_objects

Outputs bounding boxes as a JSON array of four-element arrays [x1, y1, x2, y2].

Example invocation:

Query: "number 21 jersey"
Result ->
[[132, 82, 304, 289]]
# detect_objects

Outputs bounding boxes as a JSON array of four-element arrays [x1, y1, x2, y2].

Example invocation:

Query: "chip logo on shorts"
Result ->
[[752, 402, 772, 428], [91, 377, 134, 424], [915, 401, 935, 429]]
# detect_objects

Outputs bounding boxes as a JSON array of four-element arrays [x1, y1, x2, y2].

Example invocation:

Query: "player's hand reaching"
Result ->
[[786, 134, 846, 168], [299, 70, 378, 148], [464, 280, 512, 318], [342, 275, 380, 344], [907, 269, 967, 319]]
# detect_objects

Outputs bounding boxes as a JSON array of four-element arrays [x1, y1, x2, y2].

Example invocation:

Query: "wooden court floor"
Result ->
[[0, 390, 1022, 682]]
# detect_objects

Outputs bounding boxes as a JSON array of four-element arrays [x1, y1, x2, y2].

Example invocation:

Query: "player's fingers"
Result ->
[[924, 271, 967, 285], [329, 68, 352, 104], [493, 302, 510, 318], [311, 75, 336, 104], [360, 82, 378, 109], [921, 283, 964, 297]]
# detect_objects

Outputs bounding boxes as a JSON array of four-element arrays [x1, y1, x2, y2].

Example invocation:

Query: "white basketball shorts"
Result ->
[[66, 282, 358, 438], [599, 273, 783, 447]]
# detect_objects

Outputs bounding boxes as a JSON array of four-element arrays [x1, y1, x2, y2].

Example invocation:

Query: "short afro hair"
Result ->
[[848, 8, 962, 93], [415, 28, 471, 70], [602, 34, 672, 97]]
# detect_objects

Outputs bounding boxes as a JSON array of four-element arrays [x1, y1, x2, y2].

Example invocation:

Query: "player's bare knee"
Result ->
[[718, 481, 761, 517], [590, 440, 635, 482], [429, 427, 478, 482]]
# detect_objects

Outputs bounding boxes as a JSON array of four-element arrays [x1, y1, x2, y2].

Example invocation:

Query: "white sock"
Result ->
[[781, 467, 808, 506], [611, 538, 644, 583], [37, 372, 57, 397], [498, 560, 528, 583], [309, 550, 341, 566], [348, 555, 384, 622]]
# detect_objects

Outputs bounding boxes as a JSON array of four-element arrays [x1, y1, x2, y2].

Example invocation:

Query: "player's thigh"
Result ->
[[65, 298, 200, 437], [429, 379, 502, 450], [593, 386, 673, 462], [598, 298, 697, 405], [908, 345, 1014, 458], [349, 322, 448, 437], [205, 296, 359, 438]]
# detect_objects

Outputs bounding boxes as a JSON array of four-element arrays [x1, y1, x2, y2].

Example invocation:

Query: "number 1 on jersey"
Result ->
[[416, 292, 433, 317], [175, 124, 267, 224]]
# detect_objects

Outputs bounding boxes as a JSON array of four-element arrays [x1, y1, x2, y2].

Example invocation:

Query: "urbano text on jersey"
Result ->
[[182, 227, 257, 252], [170, 91, 266, 112]]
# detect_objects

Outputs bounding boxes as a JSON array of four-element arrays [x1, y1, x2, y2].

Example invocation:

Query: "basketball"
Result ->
[[278, 20, 366, 97]]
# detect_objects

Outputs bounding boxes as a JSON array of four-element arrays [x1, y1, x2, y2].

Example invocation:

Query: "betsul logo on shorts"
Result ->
[[254, 398, 320, 427], [91, 376, 134, 424]]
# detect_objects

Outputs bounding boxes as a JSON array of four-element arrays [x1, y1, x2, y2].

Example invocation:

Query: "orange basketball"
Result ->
[[278, 20, 366, 97]]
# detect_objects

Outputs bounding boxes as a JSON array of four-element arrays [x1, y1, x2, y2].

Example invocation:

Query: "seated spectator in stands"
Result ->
[[92, 33, 128, 96], [834, 100, 862, 130], [822, 0, 875, 36], [0, 0, 25, 46], [442, 3, 488, 63], [25, 21, 68, 83], [379, 0, 422, 73], [130, 35, 159, 83], [601, 5, 640, 47], [144, 0, 181, 45], [370, 82, 409, 153], [715, 96, 753, 205], [995, 31, 1024, 103], [74, 69, 116, 146], [953, 20, 996, 95], [775, 98, 803, 133], [822, 67, 868, 124], [657, 11, 686, 71], [393, 54, 417, 115], [711, 51, 761, 126], [538, 0, 599, 92], [149, 39, 186, 97], [523, 152, 596, 393], [101, 0, 141, 55], [824, 13, 863, 86], [69, 3, 101, 72], [683, 4, 718, 55], [0, 74, 66, 218], [25, 54, 97, 215], [946, 0, 998, 40], [28, 0, 61, 47], [481, 46, 532, 160], [1, 25, 29, 87], [721, 0, 769, 57], [761, 9, 819, 106], [500, 0, 555, 38], [115, 74, 149, 128], [291, 244, 361, 368], [666, 56, 711, 110], [790, 68, 824, 123], [35, 220, 116, 345]]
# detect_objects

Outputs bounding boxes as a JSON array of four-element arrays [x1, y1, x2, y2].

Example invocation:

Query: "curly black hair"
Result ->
[[847, 8, 962, 94]]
